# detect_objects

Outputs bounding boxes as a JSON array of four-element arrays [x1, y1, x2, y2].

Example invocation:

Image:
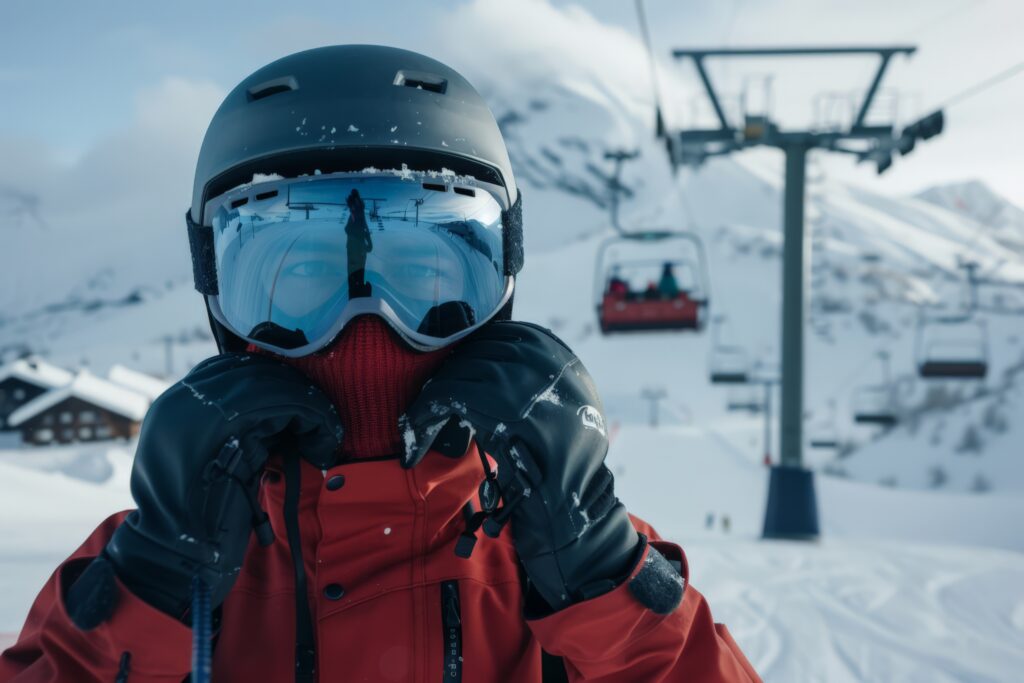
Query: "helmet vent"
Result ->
[[453, 187, 476, 197], [255, 190, 279, 201], [247, 76, 298, 102], [422, 182, 447, 193], [230, 197, 249, 209], [394, 70, 447, 94]]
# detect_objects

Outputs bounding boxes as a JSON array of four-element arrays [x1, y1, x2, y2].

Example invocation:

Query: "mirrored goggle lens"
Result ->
[[207, 172, 508, 351]]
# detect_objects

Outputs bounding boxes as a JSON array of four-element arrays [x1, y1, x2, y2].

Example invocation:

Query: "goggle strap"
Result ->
[[502, 191, 524, 276], [186, 210, 219, 295]]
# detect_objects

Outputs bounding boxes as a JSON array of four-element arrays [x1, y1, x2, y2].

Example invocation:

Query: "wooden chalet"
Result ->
[[0, 358, 74, 431], [7, 371, 149, 446]]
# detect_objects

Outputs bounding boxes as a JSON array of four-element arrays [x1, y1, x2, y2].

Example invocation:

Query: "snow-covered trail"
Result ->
[[608, 422, 1024, 552], [0, 448, 134, 645], [688, 538, 1024, 683], [608, 423, 1024, 682]]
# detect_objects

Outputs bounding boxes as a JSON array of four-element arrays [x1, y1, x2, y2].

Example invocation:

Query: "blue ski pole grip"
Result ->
[[192, 575, 212, 683]]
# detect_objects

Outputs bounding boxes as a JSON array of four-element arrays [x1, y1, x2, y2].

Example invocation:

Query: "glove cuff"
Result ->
[[64, 555, 120, 630], [627, 540, 685, 615]]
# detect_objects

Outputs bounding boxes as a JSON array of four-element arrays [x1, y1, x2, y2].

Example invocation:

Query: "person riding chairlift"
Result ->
[[607, 266, 629, 296], [657, 262, 680, 299]]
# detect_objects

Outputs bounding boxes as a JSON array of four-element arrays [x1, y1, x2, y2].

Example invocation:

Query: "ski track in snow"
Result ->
[[603, 423, 1024, 682]]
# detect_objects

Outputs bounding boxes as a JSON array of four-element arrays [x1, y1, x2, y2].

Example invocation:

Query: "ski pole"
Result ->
[[191, 575, 212, 683]]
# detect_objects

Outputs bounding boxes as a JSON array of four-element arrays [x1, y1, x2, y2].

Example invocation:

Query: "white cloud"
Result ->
[[440, 0, 691, 126], [0, 76, 224, 313]]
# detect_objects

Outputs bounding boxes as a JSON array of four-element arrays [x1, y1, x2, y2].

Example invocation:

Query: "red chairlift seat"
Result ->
[[598, 290, 703, 333], [594, 230, 710, 336]]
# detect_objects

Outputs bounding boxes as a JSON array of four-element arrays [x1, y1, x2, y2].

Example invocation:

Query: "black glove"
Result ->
[[401, 321, 642, 612], [68, 353, 343, 627]]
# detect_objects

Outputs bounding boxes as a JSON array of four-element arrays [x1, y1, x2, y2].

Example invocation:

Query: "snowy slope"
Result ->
[[918, 180, 1024, 253], [604, 423, 1024, 683], [0, 445, 134, 642]]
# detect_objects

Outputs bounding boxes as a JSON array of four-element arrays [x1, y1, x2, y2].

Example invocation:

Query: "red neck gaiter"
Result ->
[[251, 317, 450, 459]]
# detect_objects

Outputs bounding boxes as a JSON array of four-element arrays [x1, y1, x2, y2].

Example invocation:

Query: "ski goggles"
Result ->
[[189, 170, 516, 355]]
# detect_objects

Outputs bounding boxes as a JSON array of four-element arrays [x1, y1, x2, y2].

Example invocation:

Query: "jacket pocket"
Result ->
[[441, 580, 462, 682]]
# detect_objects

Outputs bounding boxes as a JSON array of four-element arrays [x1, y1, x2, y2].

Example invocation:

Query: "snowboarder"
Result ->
[[0, 46, 761, 682]]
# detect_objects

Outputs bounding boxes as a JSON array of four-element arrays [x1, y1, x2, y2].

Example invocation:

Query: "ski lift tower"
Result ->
[[666, 46, 945, 539]]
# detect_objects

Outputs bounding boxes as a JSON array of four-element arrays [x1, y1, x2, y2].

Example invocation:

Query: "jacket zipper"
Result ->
[[441, 581, 462, 682]]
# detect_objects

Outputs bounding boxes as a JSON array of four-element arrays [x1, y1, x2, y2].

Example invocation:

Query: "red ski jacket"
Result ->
[[1, 445, 761, 682]]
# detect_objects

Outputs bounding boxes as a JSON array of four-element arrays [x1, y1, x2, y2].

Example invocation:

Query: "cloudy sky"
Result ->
[[1, 0, 1021, 215]]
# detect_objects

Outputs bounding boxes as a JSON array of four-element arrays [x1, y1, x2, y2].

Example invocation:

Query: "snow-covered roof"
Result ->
[[8, 371, 150, 427], [0, 358, 73, 391], [107, 364, 171, 402]]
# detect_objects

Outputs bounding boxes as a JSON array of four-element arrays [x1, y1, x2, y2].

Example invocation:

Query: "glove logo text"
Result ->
[[577, 405, 607, 438]]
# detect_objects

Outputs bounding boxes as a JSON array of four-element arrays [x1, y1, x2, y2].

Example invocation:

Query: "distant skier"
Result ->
[[1, 46, 761, 683]]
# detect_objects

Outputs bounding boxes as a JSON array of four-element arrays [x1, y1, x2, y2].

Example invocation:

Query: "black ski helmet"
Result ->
[[186, 44, 522, 352]]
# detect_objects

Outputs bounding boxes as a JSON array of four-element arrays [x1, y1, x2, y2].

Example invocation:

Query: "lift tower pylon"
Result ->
[[666, 45, 944, 539]]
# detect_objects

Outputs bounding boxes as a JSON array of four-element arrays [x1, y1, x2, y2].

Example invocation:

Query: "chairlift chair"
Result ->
[[709, 345, 750, 384], [851, 352, 899, 426], [852, 385, 898, 426], [809, 434, 840, 449], [806, 419, 839, 450], [915, 262, 989, 380], [915, 316, 988, 380], [726, 385, 763, 413], [808, 401, 840, 449], [595, 230, 710, 334]]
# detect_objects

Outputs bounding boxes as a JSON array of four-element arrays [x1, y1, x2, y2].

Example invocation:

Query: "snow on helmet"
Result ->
[[186, 45, 522, 354]]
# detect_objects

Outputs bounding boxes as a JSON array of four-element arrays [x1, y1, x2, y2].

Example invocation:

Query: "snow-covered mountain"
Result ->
[[918, 179, 1024, 253]]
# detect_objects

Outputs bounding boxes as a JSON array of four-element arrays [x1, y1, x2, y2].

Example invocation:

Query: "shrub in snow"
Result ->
[[956, 425, 984, 455], [982, 401, 1008, 434], [822, 463, 849, 478], [970, 473, 992, 493]]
